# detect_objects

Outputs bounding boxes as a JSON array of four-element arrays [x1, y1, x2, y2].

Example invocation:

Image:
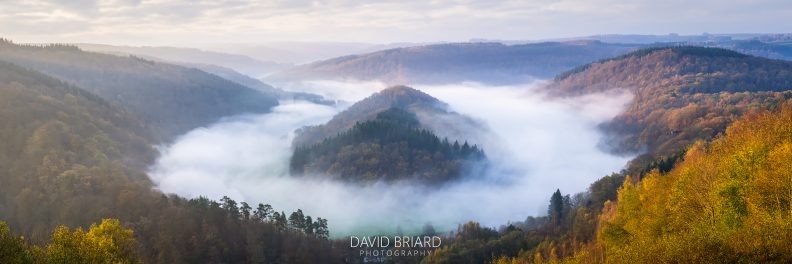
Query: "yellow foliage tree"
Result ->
[[44, 219, 139, 264], [597, 106, 792, 263]]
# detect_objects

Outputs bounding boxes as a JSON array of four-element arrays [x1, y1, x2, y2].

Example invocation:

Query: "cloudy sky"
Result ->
[[1, 0, 790, 45]]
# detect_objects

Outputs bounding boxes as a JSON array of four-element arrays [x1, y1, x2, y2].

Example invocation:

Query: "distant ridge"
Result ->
[[270, 41, 640, 85]]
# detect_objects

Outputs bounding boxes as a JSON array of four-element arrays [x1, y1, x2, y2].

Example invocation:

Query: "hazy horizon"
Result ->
[[1, 0, 790, 47]]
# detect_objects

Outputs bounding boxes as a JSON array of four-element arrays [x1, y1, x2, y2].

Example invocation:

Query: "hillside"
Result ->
[[0, 39, 279, 140], [0, 60, 342, 263], [0, 59, 155, 236], [546, 46, 792, 164], [592, 106, 792, 263], [424, 47, 792, 264], [75, 43, 330, 102], [426, 106, 792, 264], [271, 41, 640, 85]]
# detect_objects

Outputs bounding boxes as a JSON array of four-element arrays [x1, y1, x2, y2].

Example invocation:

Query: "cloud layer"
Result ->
[[149, 81, 632, 237], [2, 0, 791, 45]]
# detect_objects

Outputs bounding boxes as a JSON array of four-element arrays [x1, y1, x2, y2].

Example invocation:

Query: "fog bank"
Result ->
[[149, 81, 633, 236]]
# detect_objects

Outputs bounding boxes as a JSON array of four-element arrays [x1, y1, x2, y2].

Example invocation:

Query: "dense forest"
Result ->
[[0, 39, 279, 140], [422, 105, 792, 264], [0, 59, 343, 263], [547, 46, 792, 171], [272, 41, 640, 85], [291, 107, 485, 184]]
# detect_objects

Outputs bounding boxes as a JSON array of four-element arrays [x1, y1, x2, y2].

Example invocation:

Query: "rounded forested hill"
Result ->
[[294, 85, 461, 147], [291, 107, 485, 184], [0, 39, 279, 141], [546, 46, 792, 168]]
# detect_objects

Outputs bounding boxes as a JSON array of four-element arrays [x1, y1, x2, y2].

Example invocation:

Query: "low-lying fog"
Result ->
[[148, 80, 633, 237]]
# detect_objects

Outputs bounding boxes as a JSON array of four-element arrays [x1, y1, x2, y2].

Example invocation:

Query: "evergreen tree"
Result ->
[[548, 189, 564, 226], [255, 203, 273, 221], [240, 202, 252, 221]]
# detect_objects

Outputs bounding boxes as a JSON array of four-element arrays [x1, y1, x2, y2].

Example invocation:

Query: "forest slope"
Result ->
[[434, 104, 792, 264], [0, 39, 279, 140], [547, 46, 792, 167], [0, 60, 156, 238], [0, 60, 342, 263], [592, 105, 792, 263]]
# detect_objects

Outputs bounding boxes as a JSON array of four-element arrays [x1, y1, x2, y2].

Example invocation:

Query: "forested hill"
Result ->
[[270, 41, 640, 85], [590, 105, 792, 263], [0, 59, 156, 236], [546, 46, 792, 166], [291, 108, 485, 184], [294, 85, 475, 147], [0, 39, 279, 141], [291, 86, 487, 184], [552, 46, 792, 95], [0, 60, 343, 263]]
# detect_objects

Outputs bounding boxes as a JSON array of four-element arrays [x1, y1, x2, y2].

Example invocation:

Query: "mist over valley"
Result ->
[[3, 2, 792, 261], [148, 80, 633, 236]]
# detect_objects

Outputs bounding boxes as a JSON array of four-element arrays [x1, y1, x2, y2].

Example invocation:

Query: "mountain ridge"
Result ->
[[270, 41, 641, 85]]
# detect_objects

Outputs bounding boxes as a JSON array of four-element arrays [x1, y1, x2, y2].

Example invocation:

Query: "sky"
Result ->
[[0, 0, 790, 46]]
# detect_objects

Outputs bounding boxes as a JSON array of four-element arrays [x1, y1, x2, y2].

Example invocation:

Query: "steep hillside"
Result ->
[[0, 60, 342, 263], [547, 46, 792, 164], [271, 41, 640, 85], [0, 60, 156, 235], [594, 106, 792, 263], [432, 105, 792, 264], [0, 39, 279, 140]]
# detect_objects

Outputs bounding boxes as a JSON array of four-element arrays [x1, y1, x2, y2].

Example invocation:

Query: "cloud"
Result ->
[[1, 0, 791, 45], [148, 81, 633, 237]]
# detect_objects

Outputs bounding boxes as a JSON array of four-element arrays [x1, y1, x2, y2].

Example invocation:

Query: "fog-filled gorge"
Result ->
[[149, 81, 634, 236]]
